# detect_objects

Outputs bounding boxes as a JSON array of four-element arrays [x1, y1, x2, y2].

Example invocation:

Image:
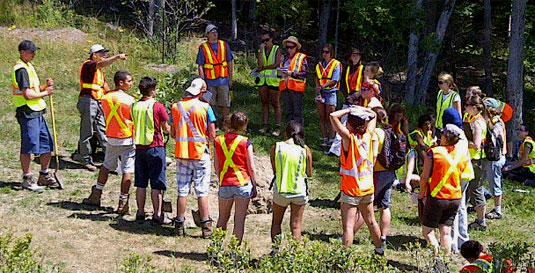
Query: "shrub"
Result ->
[[0, 232, 58, 273]]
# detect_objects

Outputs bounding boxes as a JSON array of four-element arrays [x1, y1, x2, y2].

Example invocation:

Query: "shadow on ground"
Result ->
[[153, 250, 207, 261], [0, 181, 22, 190], [47, 200, 115, 212], [397, 215, 421, 226], [387, 260, 419, 271], [33, 155, 86, 170], [309, 197, 339, 209], [387, 234, 427, 251], [302, 231, 341, 243], [109, 218, 177, 236]]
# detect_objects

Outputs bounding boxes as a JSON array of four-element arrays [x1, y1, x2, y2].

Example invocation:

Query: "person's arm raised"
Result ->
[[96, 54, 127, 68]]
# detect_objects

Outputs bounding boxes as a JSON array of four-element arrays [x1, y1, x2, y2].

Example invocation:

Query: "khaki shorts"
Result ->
[[273, 192, 308, 207], [102, 143, 135, 174], [339, 192, 374, 206], [207, 85, 230, 107]]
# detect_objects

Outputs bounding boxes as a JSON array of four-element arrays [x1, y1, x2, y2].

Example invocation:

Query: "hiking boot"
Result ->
[[83, 162, 97, 172], [191, 209, 201, 227], [174, 218, 185, 236], [21, 175, 44, 193], [37, 173, 61, 189], [201, 218, 213, 238], [485, 209, 503, 220], [258, 125, 269, 134], [468, 221, 487, 231], [117, 197, 130, 216], [272, 127, 281, 137], [82, 186, 102, 206], [136, 212, 146, 223], [152, 213, 172, 225]]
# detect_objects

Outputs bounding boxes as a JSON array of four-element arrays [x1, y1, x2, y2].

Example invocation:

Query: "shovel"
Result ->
[[49, 94, 64, 189]]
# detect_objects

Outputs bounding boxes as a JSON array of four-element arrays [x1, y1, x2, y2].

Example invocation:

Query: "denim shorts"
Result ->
[[134, 146, 167, 190], [17, 115, 54, 155], [485, 156, 505, 196], [320, 90, 337, 106], [373, 170, 396, 208], [218, 183, 253, 200]]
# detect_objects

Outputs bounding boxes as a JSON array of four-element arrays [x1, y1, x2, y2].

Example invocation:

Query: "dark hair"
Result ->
[[521, 123, 531, 135], [346, 92, 360, 105], [460, 240, 483, 260], [114, 70, 131, 86], [347, 114, 367, 135], [138, 76, 158, 96], [465, 95, 485, 113], [321, 44, 334, 58], [372, 107, 390, 129], [226, 112, 248, 132], [260, 30, 273, 39], [442, 128, 460, 145], [285, 121, 305, 147], [345, 47, 363, 65], [418, 114, 433, 128]]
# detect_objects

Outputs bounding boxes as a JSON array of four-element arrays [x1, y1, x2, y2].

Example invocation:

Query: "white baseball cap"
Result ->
[[89, 44, 109, 54], [205, 24, 218, 34], [186, 78, 205, 96]]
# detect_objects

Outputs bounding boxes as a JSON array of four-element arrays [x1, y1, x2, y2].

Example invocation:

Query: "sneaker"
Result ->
[[374, 247, 385, 256], [83, 162, 97, 172], [21, 175, 44, 193], [320, 138, 329, 148], [258, 125, 269, 134], [485, 209, 503, 220], [82, 186, 102, 207], [272, 127, 281, 137], [174, 218, 185, 236], [468, 221, 487, 231], [37, 173, 61, 189]]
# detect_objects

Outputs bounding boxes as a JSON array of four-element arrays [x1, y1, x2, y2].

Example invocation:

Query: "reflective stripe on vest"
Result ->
[[172, 99, 209, 160], [257, 45, 280, 87], [175, 103, 208, 143], [279, 52, 307, 92], [340, 133, 374, 197], [468, 114, 487, 160], [11, 60, 46, 111], [430, 146, 465, 198], [520, 136, 535, 173], [435, 90, 458, 129], [102, 91, 134, 138], [79, 59, 105, 99], [218, 135, 248, 186], [201, 40, 229, 80], [345, 65, 363, 94], [315, 58, 341, 90], [275, 142, 307, 195], [132, 98, 155, 145], [471, 258, 492, 273]]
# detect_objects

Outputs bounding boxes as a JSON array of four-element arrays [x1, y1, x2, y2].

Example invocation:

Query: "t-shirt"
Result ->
[[442, 92, 460, 103], [196, 41, 234, 87], [320, 60, 341, 93], [373, 127, 387, 171], [136, 99, 169, 150], [15, 67, 45, 118], [79, 60, 99, 97]]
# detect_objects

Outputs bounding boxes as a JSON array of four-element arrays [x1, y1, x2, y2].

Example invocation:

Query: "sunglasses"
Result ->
[[516, 128, 527, 132], [261, 38, 270, 43], [210, 29, 218, 33], [438, 81, 446, 85], [286, 45, 296, 49], [322, 50, 330, 54]]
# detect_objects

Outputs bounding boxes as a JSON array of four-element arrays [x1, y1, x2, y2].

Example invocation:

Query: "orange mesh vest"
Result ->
[[172, 98, 209, 160], [315, 58, 341, 90], [344, 64, 364, 94], [279, 52, 307, 92], [215, 134, 250, 186], [79, 59, 106, 99], [200, 40, 229, 80], [427, 145, 468, 199], [101, 90, 135, 138], [340, 132, 374, 197]]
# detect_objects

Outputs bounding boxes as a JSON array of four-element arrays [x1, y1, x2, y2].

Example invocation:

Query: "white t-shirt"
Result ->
[[442, 92, 460, 103]]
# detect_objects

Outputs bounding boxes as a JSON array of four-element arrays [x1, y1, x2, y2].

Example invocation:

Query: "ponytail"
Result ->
[[285, 121, 305, 147]]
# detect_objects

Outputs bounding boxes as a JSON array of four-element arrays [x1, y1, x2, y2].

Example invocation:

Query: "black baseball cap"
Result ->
[[18, 40, 40, 51]]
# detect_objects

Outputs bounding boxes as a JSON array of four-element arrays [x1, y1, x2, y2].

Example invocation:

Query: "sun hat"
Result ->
[[186, 78, 205, 96], [282, 36, 301, 50], [89, 44, 109, 54], [349, 106, 375, 122]]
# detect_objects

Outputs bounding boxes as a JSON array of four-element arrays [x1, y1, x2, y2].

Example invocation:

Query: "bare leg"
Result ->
[[341, 202, 357, 247], [97, 166, 110, 185], [151, 189, 163, 218], [217, 198, 234, 230], [326, 105, 336, 139], [177, 196, 187, 218], [120, 173, 132, 195], [39, 152, 51, 171], [20, 154, 31, 174], [494, 196, 502, 207], [439, 224, 452, 254], [270, 89, 282, 127], [358, 201, 382, 248], [259, 86, 270, 125], [353, 210, 365, 234], [198, 196, 210, 219], [379, 208, 391, 237], [136, 187, 146, 213], [289, 203, 306, 240], [221, 106, 230, 122], [476, 205, 486, 222], [316, 102, 327, 138], [422, 225, 439, 252], [233, 197, 250, 243], [271, 203, 287, 242]]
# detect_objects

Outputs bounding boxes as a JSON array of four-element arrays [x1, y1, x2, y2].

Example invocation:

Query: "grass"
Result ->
[[1, 1, 535, 272]]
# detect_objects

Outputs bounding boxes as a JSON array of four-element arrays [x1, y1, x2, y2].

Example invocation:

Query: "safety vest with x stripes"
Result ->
[[200, 40, 229, 80], [172, 98, 209, 160], [101, 90, 135, 139], [315, 58, 341, 91], [427, 145, 469, 199], [215, 134, 251, 186], [340, 132, 374, 197], [275, 141, 308, 196]]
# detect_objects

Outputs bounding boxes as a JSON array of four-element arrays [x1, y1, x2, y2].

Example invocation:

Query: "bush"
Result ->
[[0, 233, 58, 273]]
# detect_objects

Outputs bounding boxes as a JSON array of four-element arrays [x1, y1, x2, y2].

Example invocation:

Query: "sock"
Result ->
[[39, 169, 49, 175], [176, 216, 185, 222], [495, 206, 502, 214], [200, 217, 211, 222], [95, 182, 105, 190], [119, 193, 129, 199], [381, 236, 386, 241], [374, 247, 384, 255], [23, 173, 31, 179], [477, 218, 486, 225]]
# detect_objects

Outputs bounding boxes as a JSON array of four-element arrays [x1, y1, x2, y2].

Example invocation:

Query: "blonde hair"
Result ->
[[438, 72, 458, 92], [466, 86, 485, 98], [366, 61, 383, 78]]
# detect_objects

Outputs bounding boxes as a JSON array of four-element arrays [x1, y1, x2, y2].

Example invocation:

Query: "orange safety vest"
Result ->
[[200, 40, 229, 80], [101, 90, 135, 138], [215, 134, 250, 186], [344, 64, 364, 94], [340, 132, 374, 197], [279, 52, 307, 92], [172, 98, 209, 160], [315, 58, 341, 90], [427, 145, 468, 199], [79, 59, 106, 100]]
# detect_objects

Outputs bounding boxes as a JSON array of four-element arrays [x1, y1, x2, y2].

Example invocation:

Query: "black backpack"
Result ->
[[485, 120, 504, 161], [377, 127, 408, 171]]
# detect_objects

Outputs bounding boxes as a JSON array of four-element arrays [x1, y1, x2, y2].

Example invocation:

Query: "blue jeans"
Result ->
[[485, 156, 505, 196]]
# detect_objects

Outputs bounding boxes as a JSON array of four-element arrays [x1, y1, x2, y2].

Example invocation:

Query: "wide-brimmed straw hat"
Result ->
[[282, 36, 301, 50]]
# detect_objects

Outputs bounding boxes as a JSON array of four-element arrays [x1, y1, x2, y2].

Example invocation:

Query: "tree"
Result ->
[[506, 0, 527, 143], [318, 0, 331, 54], [334, 0, 340, 57], [405, 0, 423, 107], [416, 0, 456, 105], [231, 0, 237, 40], [483, 0, 493, 96]]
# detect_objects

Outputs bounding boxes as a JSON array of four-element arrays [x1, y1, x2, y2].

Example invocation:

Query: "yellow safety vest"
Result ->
[[468, 113, 487, 160], [275, 142, 307, 195], [256, 45, 280, 87], [315, 58, 341, 91], [520, 136, 535, 173], [435, 90, 458, 129], [11, 59, 46, 111], [131, 98, 156, 145]]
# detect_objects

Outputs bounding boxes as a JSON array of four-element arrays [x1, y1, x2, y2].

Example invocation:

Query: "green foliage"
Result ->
[[156, 65, 198, 109], [206, 228, 254, 272], [0, 233, 57, 273], [120, 253, 158, 273], [404, 242, 452, 273], [487, 241, 535, 272], [256, 0, 312, 36]]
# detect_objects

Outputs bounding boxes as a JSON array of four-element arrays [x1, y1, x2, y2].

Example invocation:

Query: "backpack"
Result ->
[[377, 127, 408, 171], [485, 119, 504, 161]]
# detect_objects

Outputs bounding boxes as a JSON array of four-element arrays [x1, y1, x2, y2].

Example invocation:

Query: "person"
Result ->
[[315, 44, 342, 150], [214, 112, 257, 243], [170, 78, 217, 238], [197, 24, 233, 123], [131, 76, 171, 224], [435, 72, 462, 133], [459, 240, 493, 273], [279, 36, 308, 125], [256, 30, 282, 136], [82, 71, 136, 215], [482, 98, 507, 220], [12, 40, 60, 192], [503, 123, 535, 185], [371, 107, 396, 249], [76, 44, 128, 171], [330, 106, 384, 255], [340, 48, 364, 103], [270, 121, 312, 242], [464, 96, 488, 231], [389, 104, 409, 136], [352, 62, 383, 109], [419, 124, 469, 254]]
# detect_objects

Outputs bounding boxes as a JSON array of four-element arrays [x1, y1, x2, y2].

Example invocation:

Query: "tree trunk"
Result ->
[[405, 0, 423, 107], [483, 0, 493, 96], [146, 0, 155, 37], [416, 0, 456, 105], [248, 0, 256, 31], [334, 0, 340, 57], [506, 0, 526, 143], [231, 0, 237, 40], [318, 0, 331, 55]]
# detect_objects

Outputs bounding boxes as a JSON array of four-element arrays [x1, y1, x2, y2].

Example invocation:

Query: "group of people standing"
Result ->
[[11, 22, 535, 268]]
